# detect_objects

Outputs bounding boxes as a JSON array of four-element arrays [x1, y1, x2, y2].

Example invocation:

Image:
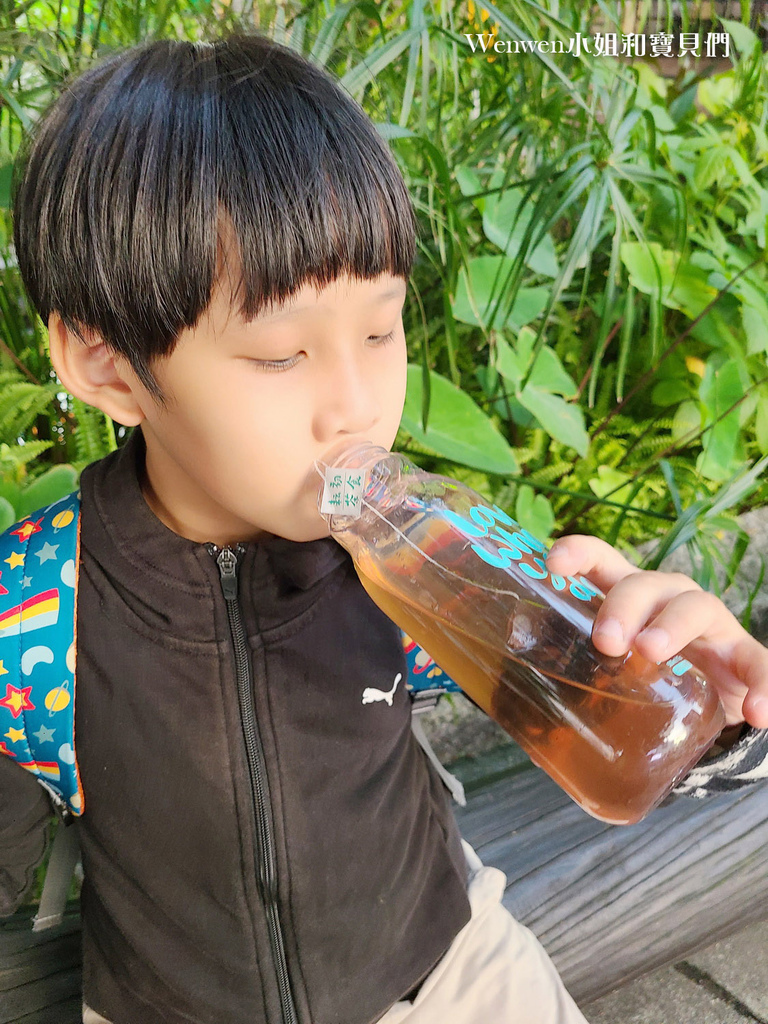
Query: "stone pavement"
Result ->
[[582, 918, 768, 1023]]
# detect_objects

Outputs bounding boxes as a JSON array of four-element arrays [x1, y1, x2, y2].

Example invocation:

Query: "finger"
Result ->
[[684, 633, 768, 728], [611, 590, 768, 728], [727, 634, 768, 729], [681, 640, 757, 727], [590, 572, 701, 658], [545, 534, 637, 593], [630, 588, 725, 664]]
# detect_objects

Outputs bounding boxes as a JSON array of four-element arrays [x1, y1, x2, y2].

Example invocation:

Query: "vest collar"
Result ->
[[79, 429, 350, 639]]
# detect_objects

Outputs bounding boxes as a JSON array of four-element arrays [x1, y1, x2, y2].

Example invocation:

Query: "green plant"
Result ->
[[0, 0, 766, 582]]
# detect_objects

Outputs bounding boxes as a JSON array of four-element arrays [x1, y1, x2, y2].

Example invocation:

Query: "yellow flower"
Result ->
[[467, 0, 499, 61], [685, 355, 706, 378]]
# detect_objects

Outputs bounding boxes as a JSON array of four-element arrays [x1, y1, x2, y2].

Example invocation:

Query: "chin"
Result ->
[[278, 518, 333, 544]]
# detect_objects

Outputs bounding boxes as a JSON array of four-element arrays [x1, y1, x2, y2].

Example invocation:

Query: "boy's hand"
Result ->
[[546, 535, 768, 730]]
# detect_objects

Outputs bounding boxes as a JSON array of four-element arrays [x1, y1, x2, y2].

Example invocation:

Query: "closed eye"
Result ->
[[249, 330, 398, 372], [368, 330, 396, 347], [251, 354, 303, 372]]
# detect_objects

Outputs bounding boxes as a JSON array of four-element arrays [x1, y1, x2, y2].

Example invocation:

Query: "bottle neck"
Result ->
[[314, 442, 406, 546], [317, 440, 391, 474]]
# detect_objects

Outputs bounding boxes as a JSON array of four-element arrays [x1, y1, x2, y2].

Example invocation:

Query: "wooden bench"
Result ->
[[3, 744, 768, 1023], [453, 744, 768, 1003], [0, 910, 81, 1024]]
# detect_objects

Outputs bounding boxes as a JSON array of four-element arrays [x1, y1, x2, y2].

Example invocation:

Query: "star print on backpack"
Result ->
[[0, 490, 460, 825], [0, 493, 83, 822]]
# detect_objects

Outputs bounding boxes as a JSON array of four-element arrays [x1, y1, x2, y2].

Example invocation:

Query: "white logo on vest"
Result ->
[[362, 672, 402, 707]]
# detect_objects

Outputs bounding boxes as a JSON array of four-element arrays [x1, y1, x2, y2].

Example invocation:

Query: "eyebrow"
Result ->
[[260, 284, 407, 323]]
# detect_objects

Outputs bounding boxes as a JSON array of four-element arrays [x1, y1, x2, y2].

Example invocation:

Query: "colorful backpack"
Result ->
[[0, 493, 464, 926], [0, 494, 83, 823]]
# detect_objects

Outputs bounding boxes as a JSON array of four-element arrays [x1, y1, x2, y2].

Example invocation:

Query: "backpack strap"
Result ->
[[410, 713, 466, 806], [32, 820, 81, 931], [401, 631, 467, 805], [0, 492, 83, 822]]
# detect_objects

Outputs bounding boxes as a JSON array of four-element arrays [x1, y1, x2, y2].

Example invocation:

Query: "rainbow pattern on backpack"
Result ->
[[0, 491, 459, 824], [0, 493, 83, 820]]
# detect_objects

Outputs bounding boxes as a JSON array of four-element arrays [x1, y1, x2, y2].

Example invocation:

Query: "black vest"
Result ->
[[75, 430, 471, 1024]]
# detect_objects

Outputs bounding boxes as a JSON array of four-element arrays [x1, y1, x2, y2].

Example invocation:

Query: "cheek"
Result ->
[[163, 371, 257, 474], [232, 378, 313, 475]]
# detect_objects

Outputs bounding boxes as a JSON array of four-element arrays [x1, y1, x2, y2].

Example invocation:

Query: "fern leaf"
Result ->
[[69, 398, 118, 466], [0, 440, 55, 472], [0, 382, 59, 443]]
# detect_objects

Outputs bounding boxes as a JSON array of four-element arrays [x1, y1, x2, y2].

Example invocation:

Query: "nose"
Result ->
[[313, 349, 380, 443]]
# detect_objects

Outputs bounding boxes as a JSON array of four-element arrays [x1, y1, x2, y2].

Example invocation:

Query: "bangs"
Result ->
[[214, 37, 416, 321], [12, 33, 417, 397]]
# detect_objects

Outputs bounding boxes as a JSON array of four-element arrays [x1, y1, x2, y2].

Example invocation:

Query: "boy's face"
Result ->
[[133, 272, 409, 546]]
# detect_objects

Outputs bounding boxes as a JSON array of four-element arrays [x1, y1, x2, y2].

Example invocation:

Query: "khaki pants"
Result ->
[[374, 841, 587, 1024], [82, 1005, 111, 1023], [84, 842, 587, 1024]]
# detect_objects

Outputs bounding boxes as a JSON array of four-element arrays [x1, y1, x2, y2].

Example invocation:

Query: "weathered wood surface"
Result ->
[[453, 747, 768, 1004], [0, 906, 81, 1024], [2, 747, 768, 1020]]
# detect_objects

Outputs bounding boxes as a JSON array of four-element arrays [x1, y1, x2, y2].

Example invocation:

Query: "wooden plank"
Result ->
[[0, 909, 82, 1024], [0, 967, 82, 1024], [0, 916, 80, 958], [0, 933, 81, 991], [11, 997, 82, 1024], [455, 756, 768, 1004]]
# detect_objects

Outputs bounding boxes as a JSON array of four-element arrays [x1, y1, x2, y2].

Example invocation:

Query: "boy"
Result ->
[[4, 32, 768, 1024]]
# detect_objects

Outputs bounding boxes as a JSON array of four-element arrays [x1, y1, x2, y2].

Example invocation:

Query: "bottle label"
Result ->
[[320, 469, 365, 518], [443, 500, 694, 675], [442, 501, 602, 603]]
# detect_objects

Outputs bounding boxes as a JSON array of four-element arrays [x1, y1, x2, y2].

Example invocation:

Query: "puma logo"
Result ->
[[362, 673, 402, 707]]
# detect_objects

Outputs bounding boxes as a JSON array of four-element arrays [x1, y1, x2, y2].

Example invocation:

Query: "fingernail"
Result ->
[[748, 694, 768, 724], [637, 627, 670, 657], [593, 618, 623, 644], [546, 541, 568, 563]]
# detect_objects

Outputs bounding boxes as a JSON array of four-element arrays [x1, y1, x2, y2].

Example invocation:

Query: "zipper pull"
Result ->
[[214, 546, 239, 601]]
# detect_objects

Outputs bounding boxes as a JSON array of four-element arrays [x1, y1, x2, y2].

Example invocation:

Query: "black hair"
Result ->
[[12, 33, 417, 400]]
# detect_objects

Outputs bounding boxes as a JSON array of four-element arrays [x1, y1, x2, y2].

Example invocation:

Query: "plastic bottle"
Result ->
[[315, 441, 725, 825]]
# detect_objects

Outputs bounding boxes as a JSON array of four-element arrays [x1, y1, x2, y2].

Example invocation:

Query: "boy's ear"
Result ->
[[47, 312, 146, 427]]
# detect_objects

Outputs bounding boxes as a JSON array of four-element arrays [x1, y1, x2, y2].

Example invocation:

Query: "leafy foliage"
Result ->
[[0, 0, 766, 599]]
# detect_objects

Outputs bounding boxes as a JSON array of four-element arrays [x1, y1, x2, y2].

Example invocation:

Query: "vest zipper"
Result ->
[[208, 543, 299, 1024]]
